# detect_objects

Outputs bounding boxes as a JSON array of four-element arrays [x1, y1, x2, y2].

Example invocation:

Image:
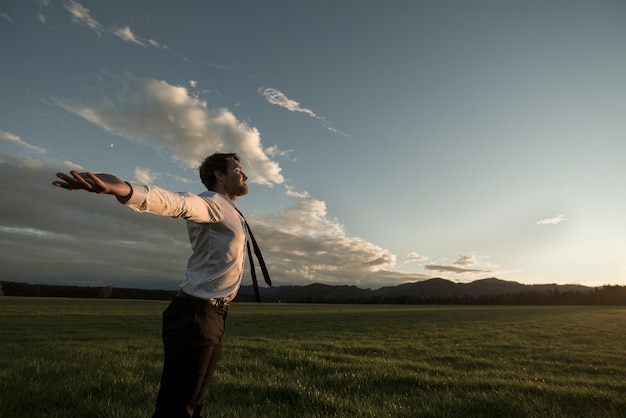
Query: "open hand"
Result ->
[[52, 171, 131, 198]]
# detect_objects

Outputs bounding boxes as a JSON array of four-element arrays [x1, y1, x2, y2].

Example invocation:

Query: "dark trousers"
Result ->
[[152, 297, 227, 418]]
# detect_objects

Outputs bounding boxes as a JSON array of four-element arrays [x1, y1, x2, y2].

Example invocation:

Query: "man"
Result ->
[[53, 153, 266, 418]]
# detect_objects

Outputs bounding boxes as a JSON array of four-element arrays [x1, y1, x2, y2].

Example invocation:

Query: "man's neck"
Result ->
[[211, 185, 237, 202]]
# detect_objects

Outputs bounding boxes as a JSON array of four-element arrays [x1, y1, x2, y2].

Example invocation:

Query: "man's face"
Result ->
[[223, 159, 248, 198]]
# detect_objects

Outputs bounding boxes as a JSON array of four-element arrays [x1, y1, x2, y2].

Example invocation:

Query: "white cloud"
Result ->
[[260, 87, 318, 118], [405, 252, 428, 262], [249, 198, 402, 287], [55, 74, 284, 186], [265, 145, 296, 162], [259, 87, 349, 137], [64, 0, 103, 33], [1, 12, 13, 23], [259, 199, 344, 238], [424, 254, 498, 278], [0, 131, 46, 153], [134, 167, 157, 184], [58, 160, 85, 171], [112, 26, 168, 49], [205, 61, 229, 70], [64, 1, 167, 48], [112, 26, 144, 46], [284, 185, 310, 199], [453, 255, 476, 266], [537, 214, 567, 225], [147, 38, 168, 49], [169, 174, 195, 184], [425, 265, 492, 274]]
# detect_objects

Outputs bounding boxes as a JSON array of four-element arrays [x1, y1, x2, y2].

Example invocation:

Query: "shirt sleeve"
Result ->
[[123, 183, 222, 223]]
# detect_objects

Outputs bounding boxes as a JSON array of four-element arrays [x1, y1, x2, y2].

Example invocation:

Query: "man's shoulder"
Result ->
[[198, 190, 217, 198], [198, 191, 236, 209]]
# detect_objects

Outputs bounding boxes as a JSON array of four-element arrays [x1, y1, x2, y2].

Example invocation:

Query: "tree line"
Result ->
[[0, 281, 176, 301], [1, 281, 625, 305]]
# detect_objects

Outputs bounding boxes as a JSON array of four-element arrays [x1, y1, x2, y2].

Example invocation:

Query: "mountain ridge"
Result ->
[[4, 278, 619, 304], [238, 277, 596, 302]]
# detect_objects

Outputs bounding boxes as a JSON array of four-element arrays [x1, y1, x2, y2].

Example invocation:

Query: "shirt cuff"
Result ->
[[122, 182, 149, 207]]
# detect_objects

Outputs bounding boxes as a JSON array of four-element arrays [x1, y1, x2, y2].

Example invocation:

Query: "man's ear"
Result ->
[[214, 169, 224, 182]]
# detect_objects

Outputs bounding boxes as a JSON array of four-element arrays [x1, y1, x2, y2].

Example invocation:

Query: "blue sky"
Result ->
[[1, 0, 625, 290]]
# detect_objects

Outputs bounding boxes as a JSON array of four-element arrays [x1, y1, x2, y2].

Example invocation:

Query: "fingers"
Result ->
[[71, 171, 96, 191], [52, 171, 101, 192], [52, 172, 78, 190], [86, 172, 108, 191]]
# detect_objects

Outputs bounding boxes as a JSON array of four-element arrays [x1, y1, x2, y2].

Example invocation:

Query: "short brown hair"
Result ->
[[199, 153, 240, 190]]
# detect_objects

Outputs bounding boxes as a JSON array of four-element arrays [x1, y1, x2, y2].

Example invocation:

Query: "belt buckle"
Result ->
[[212, 298, 227, 311]]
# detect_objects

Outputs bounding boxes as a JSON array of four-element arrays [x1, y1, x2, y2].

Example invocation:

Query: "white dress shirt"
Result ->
[[124, 183, 247, 302]]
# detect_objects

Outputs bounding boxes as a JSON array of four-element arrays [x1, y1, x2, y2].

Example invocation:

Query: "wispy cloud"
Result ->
[[404, 252, 428, 263], [169, 174, 195, 184], [425, 254, 495, 276], [284, 185, 310, 199], [205, 61, 230, 70], [537, 214, 567, 225], [260, 87, 318, 118], [64, 0, 167, 49], [1, 12, 13, 23], [112, 26, 168, 49], [35, 0, 51, 25], [64, 0, 103, 33], [0, 131, 46, 153], [112, 26, 144, 45], [425, 265, 492, 274], [265, 145, 296, 162], [453, 255, 476, 266], [55, 74, 284, 186], [259, 87, 349, 137]]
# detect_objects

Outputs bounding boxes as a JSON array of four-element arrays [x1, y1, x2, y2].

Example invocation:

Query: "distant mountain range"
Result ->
[[3, 278, 623, 304], [238, 278, 596, 303]]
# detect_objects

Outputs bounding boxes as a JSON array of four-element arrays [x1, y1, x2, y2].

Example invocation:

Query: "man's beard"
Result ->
[[237, 184, 249, 196]]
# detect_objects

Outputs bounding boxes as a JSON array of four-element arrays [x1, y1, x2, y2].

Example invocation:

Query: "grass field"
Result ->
[[0, 299, 624, 418]]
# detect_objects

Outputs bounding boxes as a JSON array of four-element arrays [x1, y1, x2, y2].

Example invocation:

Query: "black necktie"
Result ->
[[236, 208, 272, 302]]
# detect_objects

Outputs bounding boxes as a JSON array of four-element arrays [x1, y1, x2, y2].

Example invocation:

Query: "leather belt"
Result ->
[[175, 290, 229, 311]]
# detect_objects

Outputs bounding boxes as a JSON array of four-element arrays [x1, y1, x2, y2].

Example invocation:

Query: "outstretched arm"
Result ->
[[54, 171, 223, 222], [52, 171, 133, 202]]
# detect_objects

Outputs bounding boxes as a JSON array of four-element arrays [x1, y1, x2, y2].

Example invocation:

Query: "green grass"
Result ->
[[0, 300, 624, 417]]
